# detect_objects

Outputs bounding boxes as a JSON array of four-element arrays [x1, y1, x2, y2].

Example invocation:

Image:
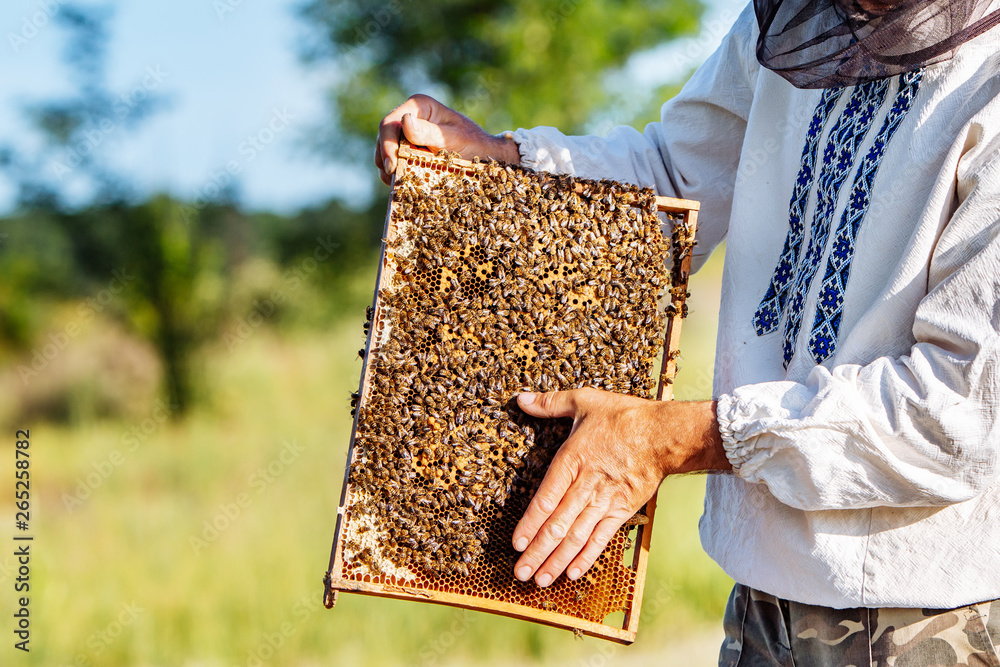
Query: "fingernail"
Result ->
[[519, 393, 536, 406], [568, 567, 581, 580], [514, 537, 528, 552], [536, 573, 552, 587], [516, 566, 532, 581], [384, 157, 392, 174]]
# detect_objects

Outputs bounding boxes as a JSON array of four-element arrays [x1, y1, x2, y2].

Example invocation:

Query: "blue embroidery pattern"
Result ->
[[808, 70, 924, 363], [753, 88, 844, 336], [779, 78, 891, 367]]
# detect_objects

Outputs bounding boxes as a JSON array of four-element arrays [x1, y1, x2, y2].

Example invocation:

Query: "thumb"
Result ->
[[401, 113, 448, 153], [517, 390, 579, 419]]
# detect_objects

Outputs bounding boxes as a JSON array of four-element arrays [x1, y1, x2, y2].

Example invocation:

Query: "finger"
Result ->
[[377, 114, 404, 177], [532, 504, 607, 586], [375, 143, 391, 186], [514, 478, 595, 584], [378, 96, 431, 176], [377, 118, 402, 182], [565, 517, 626, 581], [517, 390, 581, 419], [512, 446, 578, 555], [401, 113, 449, 153]]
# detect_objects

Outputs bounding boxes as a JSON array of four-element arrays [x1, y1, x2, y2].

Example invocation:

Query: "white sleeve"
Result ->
[[510, 3, 760, 271], [717, 143, 1000, 511]]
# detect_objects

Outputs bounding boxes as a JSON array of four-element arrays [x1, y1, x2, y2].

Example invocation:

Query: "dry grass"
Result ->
[[0, 250, 730, 666]]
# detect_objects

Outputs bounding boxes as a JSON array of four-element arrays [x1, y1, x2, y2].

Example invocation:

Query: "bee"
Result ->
[[344, 154, 686, 578]]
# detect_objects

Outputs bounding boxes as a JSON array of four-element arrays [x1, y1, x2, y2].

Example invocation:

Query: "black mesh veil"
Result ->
[[754, 0, 1000, 88]]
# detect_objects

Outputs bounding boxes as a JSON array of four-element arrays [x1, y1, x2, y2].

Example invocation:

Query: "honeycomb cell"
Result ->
[[330, 147, 696, 642]]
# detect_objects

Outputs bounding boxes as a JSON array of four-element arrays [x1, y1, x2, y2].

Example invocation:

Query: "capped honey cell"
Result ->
[[324, 143, 698, 645]]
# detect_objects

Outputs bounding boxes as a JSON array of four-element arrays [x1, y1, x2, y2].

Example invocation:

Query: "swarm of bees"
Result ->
[[336, 149, 687, 625]]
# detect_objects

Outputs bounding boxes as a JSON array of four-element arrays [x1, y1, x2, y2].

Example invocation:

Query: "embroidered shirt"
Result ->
[[509, 3, 1000, 608]]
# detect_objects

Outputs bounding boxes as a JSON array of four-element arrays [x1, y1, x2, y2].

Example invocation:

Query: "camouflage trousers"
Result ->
[[719, 584, 1000, 667]]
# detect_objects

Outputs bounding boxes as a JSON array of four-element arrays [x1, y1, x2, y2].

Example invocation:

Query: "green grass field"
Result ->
[[0, 251, 731, 666]]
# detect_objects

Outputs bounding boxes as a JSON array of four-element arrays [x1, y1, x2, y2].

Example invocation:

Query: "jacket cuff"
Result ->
[[509, 127, 575, 175], [716, 392, 760, 474]]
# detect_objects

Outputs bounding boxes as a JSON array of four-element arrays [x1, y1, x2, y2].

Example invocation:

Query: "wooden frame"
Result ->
[[323, 144, 698, 645]]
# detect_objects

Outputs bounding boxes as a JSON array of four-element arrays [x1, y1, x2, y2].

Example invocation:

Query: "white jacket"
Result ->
[[511, 2, 1000, 608]]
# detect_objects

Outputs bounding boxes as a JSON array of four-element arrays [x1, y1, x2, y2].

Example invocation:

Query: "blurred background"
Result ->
[[0, 0, 744, 664]]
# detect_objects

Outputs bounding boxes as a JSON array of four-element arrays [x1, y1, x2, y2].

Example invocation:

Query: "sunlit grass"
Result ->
[[1, 250, 730, 666]]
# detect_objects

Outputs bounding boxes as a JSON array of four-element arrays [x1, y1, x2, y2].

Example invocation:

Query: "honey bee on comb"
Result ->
[[325, 143, 698, 645]]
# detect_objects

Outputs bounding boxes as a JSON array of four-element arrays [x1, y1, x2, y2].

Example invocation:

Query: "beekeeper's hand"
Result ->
[[376, 94, 520, 185]]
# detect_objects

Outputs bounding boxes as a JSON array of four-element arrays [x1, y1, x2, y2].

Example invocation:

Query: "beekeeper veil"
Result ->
[[754, 0, 1000, 87]]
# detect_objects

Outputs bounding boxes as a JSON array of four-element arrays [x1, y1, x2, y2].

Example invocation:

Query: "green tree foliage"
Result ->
[[0, 6, 206, 414], [9, 5, 163, 209], [0, 4, 387, 418], [1, 2, 709, 422], [0, 195, 385, 419], [298, 0, 704, 159]]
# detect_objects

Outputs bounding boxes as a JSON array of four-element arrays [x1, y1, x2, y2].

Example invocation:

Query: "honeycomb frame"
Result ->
[[323, 142, 699, 645]]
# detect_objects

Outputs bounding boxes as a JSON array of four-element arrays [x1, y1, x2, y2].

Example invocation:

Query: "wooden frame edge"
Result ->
[[323, 146, 699, 645], [329, 576, 636, 645]]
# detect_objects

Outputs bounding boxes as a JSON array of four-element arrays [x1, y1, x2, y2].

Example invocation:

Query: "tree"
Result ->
[[298, 0, 704, 162], [0, 5, 211, 416], [10, 5, 163, 210], [0, 4, 400, 419]]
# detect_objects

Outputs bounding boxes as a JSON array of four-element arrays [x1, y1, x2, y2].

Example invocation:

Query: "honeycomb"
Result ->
[[324, 145, 697, 644]]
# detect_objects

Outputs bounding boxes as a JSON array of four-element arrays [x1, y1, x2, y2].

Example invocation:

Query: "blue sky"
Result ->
[[1, 0, 744, 215]]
